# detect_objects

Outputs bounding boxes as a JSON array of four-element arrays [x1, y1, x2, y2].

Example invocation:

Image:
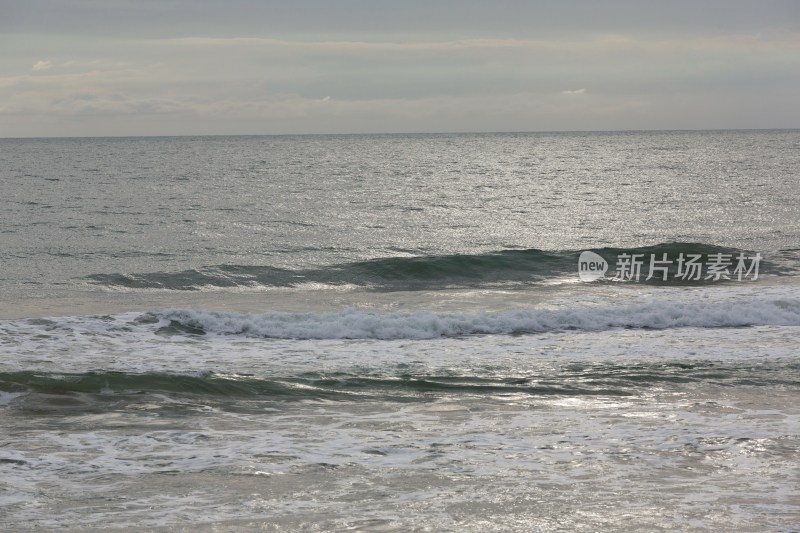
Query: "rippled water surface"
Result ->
[[1, 131, 799, 530]]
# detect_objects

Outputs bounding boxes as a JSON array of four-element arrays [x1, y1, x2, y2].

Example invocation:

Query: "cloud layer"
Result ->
[[1, 1, 799, 136]]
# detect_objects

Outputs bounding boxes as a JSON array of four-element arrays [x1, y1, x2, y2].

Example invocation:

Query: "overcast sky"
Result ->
[[1, 0, 799, 137]]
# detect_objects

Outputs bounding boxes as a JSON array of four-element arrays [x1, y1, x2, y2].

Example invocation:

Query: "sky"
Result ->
[[1, 0, 799, 137]]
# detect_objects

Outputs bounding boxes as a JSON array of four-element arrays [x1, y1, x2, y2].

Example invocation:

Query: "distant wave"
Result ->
[[154, 297, 800, 340], [83, 242, 792, 292]]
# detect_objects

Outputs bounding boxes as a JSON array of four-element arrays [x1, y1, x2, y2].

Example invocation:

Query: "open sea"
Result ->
[[1, 130, 799, 531]]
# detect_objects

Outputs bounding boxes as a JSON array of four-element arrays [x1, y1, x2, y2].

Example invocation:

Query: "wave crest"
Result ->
[[84, 242, 795, 292], [155, 297, 800, 340]]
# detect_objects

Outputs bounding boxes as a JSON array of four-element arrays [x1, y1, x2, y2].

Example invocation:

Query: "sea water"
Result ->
[[1, 131, 799, 531]]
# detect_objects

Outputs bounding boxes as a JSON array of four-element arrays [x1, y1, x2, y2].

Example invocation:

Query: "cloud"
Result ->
[[32, 60, 53, 72], [148, 33, 800, 56], [150, 37, 569, 52], [4, 24, 800, 136]]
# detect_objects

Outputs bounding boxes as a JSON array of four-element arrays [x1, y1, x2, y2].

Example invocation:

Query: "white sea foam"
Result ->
[[156, 297, 800, 340], [0, 391, 27, 406]]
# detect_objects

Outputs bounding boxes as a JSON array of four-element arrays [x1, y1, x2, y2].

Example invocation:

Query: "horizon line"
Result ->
[[1, 127, 799, 141]]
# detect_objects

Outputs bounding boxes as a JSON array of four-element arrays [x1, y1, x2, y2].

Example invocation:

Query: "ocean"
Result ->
[[1, 130, 799, 531]]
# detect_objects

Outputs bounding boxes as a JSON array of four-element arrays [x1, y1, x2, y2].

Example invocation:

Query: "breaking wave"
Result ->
[[154, 297, 800, 340], [83, 242, 794, 292]]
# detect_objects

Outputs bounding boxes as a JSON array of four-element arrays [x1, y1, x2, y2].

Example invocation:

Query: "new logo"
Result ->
[[578, 251, 608, 282]]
